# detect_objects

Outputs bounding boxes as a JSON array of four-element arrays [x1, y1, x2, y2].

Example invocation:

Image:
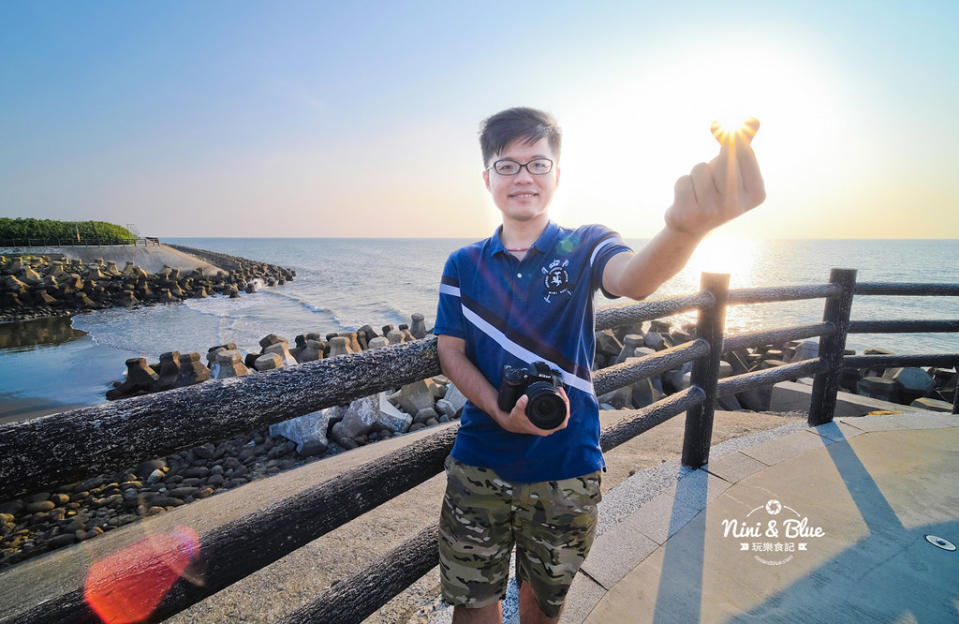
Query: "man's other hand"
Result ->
[[498, 387, 571, 436], [664, 118, 765, 238]]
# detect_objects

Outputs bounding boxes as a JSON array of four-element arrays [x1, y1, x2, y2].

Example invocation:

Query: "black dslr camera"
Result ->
[[497, 361, 568, 430]]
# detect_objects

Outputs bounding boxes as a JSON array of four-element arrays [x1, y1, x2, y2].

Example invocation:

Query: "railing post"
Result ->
[[681, 272, 729, 469], [809, 268, 857, 425]]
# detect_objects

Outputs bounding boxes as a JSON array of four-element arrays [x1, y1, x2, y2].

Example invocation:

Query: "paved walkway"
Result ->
[[561, 410, 959, 624]]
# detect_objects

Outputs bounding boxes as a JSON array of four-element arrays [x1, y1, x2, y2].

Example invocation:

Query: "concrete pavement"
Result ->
[[562, 410, 959, 623]]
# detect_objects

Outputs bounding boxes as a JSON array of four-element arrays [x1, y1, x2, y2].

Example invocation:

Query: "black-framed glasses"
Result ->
[[488, 158, 554, 176]]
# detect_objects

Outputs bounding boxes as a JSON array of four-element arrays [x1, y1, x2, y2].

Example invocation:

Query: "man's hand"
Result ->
[[496, 387, 571, 436], [664, 118, 766, 238]]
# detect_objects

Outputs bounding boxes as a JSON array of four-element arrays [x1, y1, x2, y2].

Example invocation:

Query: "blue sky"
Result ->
[[2, 1, 957, 238]]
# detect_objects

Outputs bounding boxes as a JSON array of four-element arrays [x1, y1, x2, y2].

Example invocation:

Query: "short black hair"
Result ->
[[479, 107, 562, 167]]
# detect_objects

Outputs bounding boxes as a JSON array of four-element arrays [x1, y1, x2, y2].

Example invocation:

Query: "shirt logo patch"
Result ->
[[542, 259, 572, 302]]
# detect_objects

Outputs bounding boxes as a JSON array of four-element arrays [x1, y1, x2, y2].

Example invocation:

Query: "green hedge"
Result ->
[[0, 219, 135, 242]]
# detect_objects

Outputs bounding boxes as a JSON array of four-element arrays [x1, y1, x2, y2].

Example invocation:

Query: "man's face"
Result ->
[[483, 137, 560, 225]]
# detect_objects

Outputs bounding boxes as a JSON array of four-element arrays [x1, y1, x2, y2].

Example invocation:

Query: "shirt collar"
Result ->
[[488, 221, 560, 258]]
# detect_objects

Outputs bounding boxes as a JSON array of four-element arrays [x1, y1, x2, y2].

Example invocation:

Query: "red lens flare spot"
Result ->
[[84, 527, 200, 624]]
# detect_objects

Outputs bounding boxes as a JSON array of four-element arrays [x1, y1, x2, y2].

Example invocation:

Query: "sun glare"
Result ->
[[559, 38, 845, 238], [710, 117, 752, 142], [686, 236, 760, 282]]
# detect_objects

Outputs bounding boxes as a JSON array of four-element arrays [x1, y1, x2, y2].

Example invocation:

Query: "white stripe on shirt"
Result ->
[[460, 304, 595, 395], [589, 237, 619, 267]]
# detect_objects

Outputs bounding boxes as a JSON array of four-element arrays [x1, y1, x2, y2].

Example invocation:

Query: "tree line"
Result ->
[[0, 218, 135, 242]]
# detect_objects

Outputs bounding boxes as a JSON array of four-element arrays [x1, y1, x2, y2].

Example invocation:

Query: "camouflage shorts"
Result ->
[[438, 456, 602, 618]]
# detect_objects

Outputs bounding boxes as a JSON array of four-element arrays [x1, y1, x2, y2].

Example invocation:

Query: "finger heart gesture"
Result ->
[[665, 118, 766, 238]]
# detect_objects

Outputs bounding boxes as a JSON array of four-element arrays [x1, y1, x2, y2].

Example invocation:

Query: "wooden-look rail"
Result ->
[[1, 271, 957, 624]]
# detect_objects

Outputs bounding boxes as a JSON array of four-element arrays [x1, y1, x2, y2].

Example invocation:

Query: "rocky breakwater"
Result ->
[[0, 252, 295, 322], [0, 313, 462, 569], [592, 322, 956, 413], [166, 243, 295, 288]]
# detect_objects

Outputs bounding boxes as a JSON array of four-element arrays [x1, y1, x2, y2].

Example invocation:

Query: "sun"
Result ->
[[710, 116, 759, 143]]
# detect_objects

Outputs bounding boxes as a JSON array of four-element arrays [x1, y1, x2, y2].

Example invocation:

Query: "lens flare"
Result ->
[[710, 117, 758, 143], [84, 527, 200, 624]]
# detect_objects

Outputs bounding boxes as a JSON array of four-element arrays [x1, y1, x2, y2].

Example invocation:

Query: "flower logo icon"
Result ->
[[765, 499, 782, 515]]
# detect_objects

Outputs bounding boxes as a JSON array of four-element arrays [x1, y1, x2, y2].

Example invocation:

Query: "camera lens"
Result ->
[[525, 382, 567, 430]]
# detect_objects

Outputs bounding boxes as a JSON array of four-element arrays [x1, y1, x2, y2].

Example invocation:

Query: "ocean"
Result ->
[[2, 237, 957, 419]]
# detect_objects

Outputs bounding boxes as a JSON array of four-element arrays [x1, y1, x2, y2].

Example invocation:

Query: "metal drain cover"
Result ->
[[924, 535, 957, 551]]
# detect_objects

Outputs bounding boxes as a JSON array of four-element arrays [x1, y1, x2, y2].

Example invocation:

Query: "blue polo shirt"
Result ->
[[434, 221, 632, 483]]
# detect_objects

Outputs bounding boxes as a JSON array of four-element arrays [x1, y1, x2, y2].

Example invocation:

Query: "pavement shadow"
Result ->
[[721, 422, 959, 623], [652, 465, 708, 624]]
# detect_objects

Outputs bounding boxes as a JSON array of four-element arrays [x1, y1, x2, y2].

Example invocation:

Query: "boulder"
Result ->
[[207, 343, 237, 367], [374, 392, 412, 433], [337, 331, 362, 353], [717, 393, 743, 410], [882, 367, 933, 402], [444, 383, 469, 414], [857, 376, 900, 402], [414, 407, 440, 425], [615, 334, 645, 365], [269, 409, 332, 457], [367, 336, 389, 350], [662, 361, 693, 393], [718, 360, 734, 378], [634, 346, 656, 358], [327, 336, 353, 357], [294, 339, 324, 362], [631, 376, 665, 408], [19, 267, 42, 286], [155, 351, 181, 391], [595, 330, 623, 358], [390, 379, 436, 415], [264, 341, 298, 367], [210, 350, 250, 378], [124, 357, 159, 387], [116, 290, 139, 307], [134, 459, 168, 481], [599, 385, 633, 409], [2, 275, 27, 295], [386, 330, 405, 345], [176, 352, 210, 386], [644, 331, 666, 350], [77, 292, 97, 308], [259, 334, 286, 350], [435, 399, 458, 419], [106, 358, 159, 400], [330, 396, 379, 445], [648, 320, 672, 333], [254, 352, 284, 371], [788, 340, 820, 362], [410, 313, 427, 339], [353, 325, 375, 349], [668, 327, 693, 344]]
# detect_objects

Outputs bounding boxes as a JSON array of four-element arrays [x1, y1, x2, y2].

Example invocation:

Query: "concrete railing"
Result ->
[[1, 269, 957, 623]]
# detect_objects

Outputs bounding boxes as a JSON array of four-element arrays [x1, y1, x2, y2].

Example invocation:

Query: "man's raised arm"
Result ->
[[603, 118, 766, 300]]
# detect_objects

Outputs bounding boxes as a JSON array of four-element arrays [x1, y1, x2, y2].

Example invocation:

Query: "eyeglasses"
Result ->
[[487, 158, 554, 176]]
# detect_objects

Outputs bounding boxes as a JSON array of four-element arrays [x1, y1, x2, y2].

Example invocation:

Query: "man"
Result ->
[[434, 107, 764, 623]]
